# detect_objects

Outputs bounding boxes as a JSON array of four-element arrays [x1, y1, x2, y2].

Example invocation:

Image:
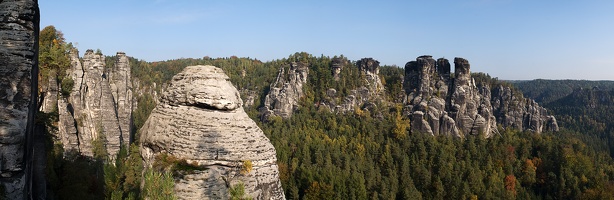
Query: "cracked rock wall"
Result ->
[[52, 49, 133, 158], [0, 0, 39, 198]]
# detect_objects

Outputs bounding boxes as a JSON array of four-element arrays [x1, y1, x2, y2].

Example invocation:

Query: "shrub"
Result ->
[[229, 182, 253, 200], [240, 160, 253, 175], [142, 169, 176, 200], [60, 77, 74, 96]]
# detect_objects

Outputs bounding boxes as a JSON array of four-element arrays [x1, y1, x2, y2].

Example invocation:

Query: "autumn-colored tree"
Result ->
[[521, 159, 537, 185], [392, 104, 409, 139], [504, 174, 517, 195], [39, 25, 73, 96]]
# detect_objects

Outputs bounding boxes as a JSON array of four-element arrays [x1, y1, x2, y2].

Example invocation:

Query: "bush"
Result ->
[[60, 77, 74, 96], [240, 160, 253, 175], [229, 182, 253, 200], [153, 153, 206, 173]]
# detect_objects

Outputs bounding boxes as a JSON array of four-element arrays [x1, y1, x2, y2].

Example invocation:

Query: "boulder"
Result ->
[[140, 65, 285, 200]]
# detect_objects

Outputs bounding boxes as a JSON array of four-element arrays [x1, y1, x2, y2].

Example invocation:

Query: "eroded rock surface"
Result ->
[[356, 58, 384, 96], [403, 56, 558, 137], [49, 49, 133, 158], [0, 0, 39, 198], [261, 62, 308, 120], [140, 65, 285, 200]]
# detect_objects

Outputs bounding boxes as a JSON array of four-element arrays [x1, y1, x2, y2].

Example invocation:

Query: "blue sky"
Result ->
[[40, 0, 614, 80]]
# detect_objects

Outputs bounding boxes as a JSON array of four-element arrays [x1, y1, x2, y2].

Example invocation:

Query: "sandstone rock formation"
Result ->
[[48, 49, 133, 158], [261, 62, 308, 120], [491, 85, 559, 133], [0, 0, 39, 198], [331, 57, 347, 81], [356, 58, 384, 96], [40, 74, 58, 113], [403, 56, 558, 137], [140, 65, 285, 200], [321, 58, 385, 114], [109, 52, 133, 143], [261, 57, 388, 118]]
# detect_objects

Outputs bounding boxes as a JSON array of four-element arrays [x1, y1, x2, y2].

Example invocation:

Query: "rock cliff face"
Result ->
[[403, 56, 558, 137], [140, 65, 285, 200], [261, 62, 308, 120], [491, 85, 559, 133], [40, 74, 58, 113], [50, 50, 133, 158], [356, 58, 384, 96], [0, 0, 39, 198], [109, 52, 133, 143], [322, 58, 385, 114]]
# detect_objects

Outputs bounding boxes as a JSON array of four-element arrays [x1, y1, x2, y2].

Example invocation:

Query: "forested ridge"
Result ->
[[512, 79, 614, 104], [514, 80, 614, 159], [37, 26, 614, 199]]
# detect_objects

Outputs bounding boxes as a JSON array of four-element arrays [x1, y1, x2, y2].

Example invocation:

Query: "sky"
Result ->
[[40, 0, 614, 80]]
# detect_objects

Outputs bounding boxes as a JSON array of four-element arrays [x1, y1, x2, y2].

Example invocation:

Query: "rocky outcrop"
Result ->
[[109, 52, 132, 145], [53, 49, 133, 158], [331, 57, 347, 81], [140, 65, 285, 200], [260, 57, 388, 118], [0, 0, 39, 198], [40, 74, 58, 113], [403, 56, 558, 137], [356, 58, 384, 96], [322, 58, 385, 114], [240, 89, 257, 109], [491, 85, 559, 133], [323, 87, 375, 114], [261, 62, 308, 120]]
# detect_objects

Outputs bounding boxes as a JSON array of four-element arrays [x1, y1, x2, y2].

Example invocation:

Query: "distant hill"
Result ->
[[511, 79, 614, 104], [514, 80, 614, 157], [546, 87, 614, 131]]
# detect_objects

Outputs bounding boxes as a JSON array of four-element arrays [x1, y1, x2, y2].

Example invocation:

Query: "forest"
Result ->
[[37, 26, 614, 199]]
